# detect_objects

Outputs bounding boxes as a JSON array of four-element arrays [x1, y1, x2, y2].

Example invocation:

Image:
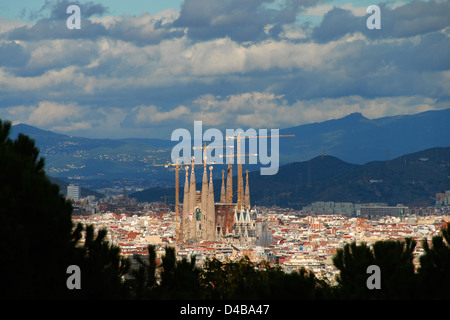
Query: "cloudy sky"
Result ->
[[0, 0, 449, 139]]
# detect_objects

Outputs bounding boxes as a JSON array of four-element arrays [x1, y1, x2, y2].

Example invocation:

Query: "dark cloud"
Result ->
[[21, 0, 108, 21], [312, 7, 361, 42], [174, 0, 327, 42], [260, 25, 450, 102], [5, 19, 108, 42], [4, 0, 181, 45], [312, 0, 450, 42], [0, 42, 30, 68], [380, 0, 450, 38]]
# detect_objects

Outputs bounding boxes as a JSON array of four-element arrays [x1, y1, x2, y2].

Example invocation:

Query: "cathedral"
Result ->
[[179, 162, 256, 244]]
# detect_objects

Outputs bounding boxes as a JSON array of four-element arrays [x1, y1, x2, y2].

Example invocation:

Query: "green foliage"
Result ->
[[127, 245, 203, 299], [0, 119, 130, 299], [201, 256, 266, 299], [331, 234, 450, 299], [371, 238, 417, 299], [332, 242, 375, 299], [67, 224, 131, 299], [127, 250, 332, 300], [417, 222, 450, 299], [0, 119, 74, 298]]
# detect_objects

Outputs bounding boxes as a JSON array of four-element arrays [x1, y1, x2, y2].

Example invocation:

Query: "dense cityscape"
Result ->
[[69, 180, 450, 285], [1, 0, 449, 306]]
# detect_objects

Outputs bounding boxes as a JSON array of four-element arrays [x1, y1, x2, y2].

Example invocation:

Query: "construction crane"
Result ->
[[193, 142, 235, 203], [219, 152, 258, 206], [224, 132, 295, 209]]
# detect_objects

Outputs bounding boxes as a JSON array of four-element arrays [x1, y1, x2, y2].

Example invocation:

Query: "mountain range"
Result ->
[[131, 146, 450, 209], [7, 108, 450, 201], [279, 109, 450, 164]]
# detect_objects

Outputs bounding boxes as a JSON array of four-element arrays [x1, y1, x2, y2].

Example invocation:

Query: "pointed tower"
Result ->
[[226, 164, 233, 203], [201, 163, 209, 240], [207, 166, 215, 241], [220, 170, 226, 203], [237, 163, 244, 210], [181, 166, 190, 241], [244, 170, 250, 210], [188, 158, 197, 240]]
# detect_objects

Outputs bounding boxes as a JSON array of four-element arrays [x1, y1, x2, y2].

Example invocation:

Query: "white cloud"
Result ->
[[186, 92, 444, 129], [27, 101, 87, 127], [0, 17, 30, 34], [132, 104, 190, 125]]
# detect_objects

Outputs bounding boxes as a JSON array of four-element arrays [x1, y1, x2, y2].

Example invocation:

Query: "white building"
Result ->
[[67, 184, 81, 201]]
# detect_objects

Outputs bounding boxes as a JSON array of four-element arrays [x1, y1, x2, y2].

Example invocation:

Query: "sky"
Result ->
[[0, 0, 449, 139]]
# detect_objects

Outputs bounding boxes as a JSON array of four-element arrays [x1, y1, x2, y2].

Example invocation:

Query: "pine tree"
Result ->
[[418, 222, 450, 299], [0, 119, 130, 299]]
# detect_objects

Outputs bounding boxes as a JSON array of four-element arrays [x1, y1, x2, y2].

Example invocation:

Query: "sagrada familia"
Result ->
[[179, 161, 256, 244]]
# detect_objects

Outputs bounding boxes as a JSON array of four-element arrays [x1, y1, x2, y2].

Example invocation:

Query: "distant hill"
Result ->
[[8, 108, 450, 192], [279, 108, 450, 164], [131, 146, 450, 209], [47, 176, 104, 199], [10, 123, 175, 191], [247, 146, 450, 208]]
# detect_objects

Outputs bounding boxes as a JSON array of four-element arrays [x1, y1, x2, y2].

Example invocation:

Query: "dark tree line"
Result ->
[[1, 118, 449, 300]]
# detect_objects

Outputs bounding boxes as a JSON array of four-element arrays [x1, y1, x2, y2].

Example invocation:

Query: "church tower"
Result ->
[[188, 160, 197, 240], [244, 170, 250, 210], [181, 166, 190, 241], [201, 163, 209, 239], [206, 166, 215, 241]]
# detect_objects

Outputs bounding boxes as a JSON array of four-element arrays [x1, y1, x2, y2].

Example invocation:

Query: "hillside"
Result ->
[[8, 108, 450, 193], [10, 123, 174, 192], [279, 108, 450, 164], [48, 176, 104, 199], [131, 147, 450, 209]]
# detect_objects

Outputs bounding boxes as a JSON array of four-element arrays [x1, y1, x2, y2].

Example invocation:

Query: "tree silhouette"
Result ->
[[0, 119, 74, 298], [158, 246, 203, 299], [332, 241, 375, 299], [333, 238, 418, 299], [128, 245, 157, 299], [200, 256, 332, 300], [371, 238, 417, 299], [417, 222, 450, 299], [0, 119, 130, 299], [67, 224, 131, 299]]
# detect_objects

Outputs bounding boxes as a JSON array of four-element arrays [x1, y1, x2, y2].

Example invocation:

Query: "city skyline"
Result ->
[[0, 0, 448, 140]]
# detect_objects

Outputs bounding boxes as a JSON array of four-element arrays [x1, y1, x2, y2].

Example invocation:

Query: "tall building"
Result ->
[[180, 161, 256, 244], [67, 184, 80, 201], [359, 205, 409, 218], [180, 163, 216, 242]]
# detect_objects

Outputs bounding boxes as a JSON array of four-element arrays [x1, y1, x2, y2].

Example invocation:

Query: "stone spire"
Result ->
[[244, 170, 250, 210], [181, 166, 190, 241], [220, 170, 226, 203], [237, 163, 244, 210], [201, 163, 208, 239], [188, 158, 196, 239], [207, 166, 215, 241], [226, 164, 233, 203]]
